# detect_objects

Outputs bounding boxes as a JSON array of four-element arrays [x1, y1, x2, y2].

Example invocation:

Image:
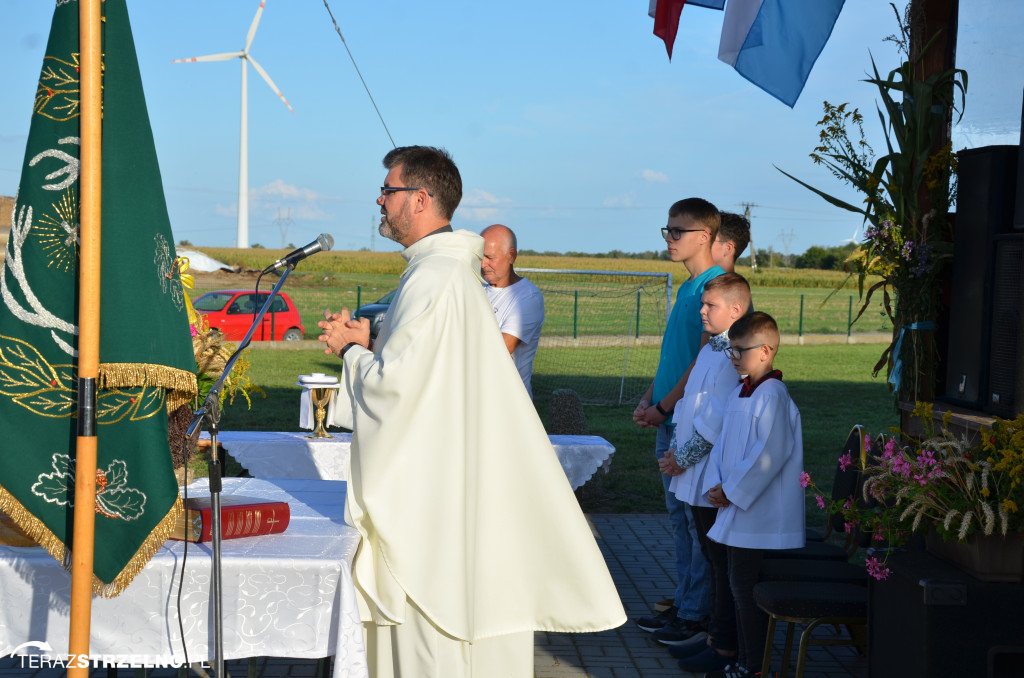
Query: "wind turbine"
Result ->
[[841, 224, 862, 244], [172, 1, 294, 249]]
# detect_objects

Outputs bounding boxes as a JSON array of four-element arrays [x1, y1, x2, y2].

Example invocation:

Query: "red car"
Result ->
[[193, 290, 305, 341]]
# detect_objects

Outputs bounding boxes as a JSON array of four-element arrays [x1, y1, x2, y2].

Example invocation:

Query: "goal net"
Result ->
[[519, 269, 672, 406]]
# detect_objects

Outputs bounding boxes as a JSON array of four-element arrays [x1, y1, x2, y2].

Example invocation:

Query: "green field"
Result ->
[[191, 257, 893, 339], [207, 343, 897, 516]]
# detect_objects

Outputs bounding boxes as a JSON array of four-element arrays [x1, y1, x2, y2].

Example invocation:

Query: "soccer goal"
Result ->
[[518, 268, 672, 406]]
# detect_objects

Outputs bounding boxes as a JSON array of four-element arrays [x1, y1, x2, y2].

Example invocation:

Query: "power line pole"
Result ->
[[273, 208, 293, 248], [778, 229, 796, 263], [741, 202, 758, 271]]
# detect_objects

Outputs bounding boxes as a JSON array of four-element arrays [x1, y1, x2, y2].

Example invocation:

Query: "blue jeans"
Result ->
[[657, 422, 711, 622]]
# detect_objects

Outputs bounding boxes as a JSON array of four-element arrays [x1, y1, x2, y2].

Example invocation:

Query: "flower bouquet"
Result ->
[[804, 403, 1024, 580]]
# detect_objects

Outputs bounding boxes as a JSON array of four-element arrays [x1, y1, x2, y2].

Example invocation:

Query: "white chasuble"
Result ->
[[330, 230, 625, 644]]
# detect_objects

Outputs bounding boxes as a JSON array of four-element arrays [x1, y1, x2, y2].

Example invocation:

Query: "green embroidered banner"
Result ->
[[0, 0, 197, 596]]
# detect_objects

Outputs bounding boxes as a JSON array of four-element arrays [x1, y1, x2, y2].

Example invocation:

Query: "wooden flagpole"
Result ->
[[68, 0, 103, 673]]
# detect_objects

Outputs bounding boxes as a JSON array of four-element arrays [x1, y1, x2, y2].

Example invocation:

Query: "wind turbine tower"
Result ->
[[172, 1, 294, 249]]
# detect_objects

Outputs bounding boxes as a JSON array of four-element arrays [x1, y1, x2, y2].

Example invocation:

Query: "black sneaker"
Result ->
[[651, 617, 708, 645], [704, 664, 750, 678], [675, 646, 732, 673], [667, 639, 710, 660], [635, 604, 679, 632], [706, 665, 770, 678]]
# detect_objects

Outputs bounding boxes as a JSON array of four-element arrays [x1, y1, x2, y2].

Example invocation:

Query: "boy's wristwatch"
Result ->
[[654, 401, 670, 417]]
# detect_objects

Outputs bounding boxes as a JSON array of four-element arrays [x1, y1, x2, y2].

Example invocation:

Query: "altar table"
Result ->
[[0, 478, 367, 678], [205, 431, 615, 490]]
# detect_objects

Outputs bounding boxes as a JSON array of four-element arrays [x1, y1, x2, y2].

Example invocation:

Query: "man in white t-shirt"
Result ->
[[481, 224, 545, 398]]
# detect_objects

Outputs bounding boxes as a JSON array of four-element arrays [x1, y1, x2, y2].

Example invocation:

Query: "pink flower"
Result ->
[[190, 325, 198, 337], [839, 452, 853, 471], [866, 556, 892, 581], [816, 496, 825, 509], [883, 436, 897, 459], [800, 471, 811, 488]]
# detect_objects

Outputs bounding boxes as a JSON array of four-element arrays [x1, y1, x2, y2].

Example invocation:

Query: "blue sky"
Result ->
[[1, 1, 1021, 256]]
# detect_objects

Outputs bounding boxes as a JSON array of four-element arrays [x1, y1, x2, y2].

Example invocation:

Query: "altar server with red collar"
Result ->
[[701, 311, 804, 678]]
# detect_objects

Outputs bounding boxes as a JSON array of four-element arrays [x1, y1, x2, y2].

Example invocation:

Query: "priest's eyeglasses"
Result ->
[[661, 227, 704, 241], [380, 186, 434, 198], [725, 344, 773, 359]]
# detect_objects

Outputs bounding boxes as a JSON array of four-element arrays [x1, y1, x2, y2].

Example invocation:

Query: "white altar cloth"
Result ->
[[205, 431, 615, 490], [0, 478, 367, 678]]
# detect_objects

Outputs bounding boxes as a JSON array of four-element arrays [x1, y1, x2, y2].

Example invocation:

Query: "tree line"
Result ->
[[519, 243, 860, 271]]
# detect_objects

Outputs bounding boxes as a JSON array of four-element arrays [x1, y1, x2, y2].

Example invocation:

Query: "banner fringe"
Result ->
[[0, 484, 67, 558], [94, 495, 184, 597], [98, 363, 197, 411], [0, 484, 185, 598]]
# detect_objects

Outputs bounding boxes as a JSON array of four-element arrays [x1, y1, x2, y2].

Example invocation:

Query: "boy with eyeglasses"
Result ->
[[657, 272, 750, 673], [700, 311, 805, 678], [633, 197, 722, 644]]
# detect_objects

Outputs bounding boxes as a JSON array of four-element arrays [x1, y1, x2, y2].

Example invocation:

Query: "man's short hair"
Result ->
[[729, 311, 780, 345], [383, 146, 462, 222], [718, 212, 750, 258], [668, 197, 721, 242], [703, 272, 751, 311]]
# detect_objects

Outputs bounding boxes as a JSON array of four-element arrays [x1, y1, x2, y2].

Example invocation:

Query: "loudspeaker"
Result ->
[[987, 235, 1024, 416], [943, 145, 1019, 408], [1015, 87, 1024, 230], [868, 547, 1024, 678]]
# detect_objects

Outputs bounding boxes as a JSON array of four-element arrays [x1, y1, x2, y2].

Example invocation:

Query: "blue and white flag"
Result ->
[[718, 0, 845, 107]]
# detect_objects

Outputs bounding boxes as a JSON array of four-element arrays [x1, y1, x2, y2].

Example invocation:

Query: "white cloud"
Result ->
[[640, 169, 669, 183], [459, 188, 511, 222], [603, 191, 637, 208], [250, 179, 331, 222], [251, 179, 321, 202], [213, 202, 236, 217]]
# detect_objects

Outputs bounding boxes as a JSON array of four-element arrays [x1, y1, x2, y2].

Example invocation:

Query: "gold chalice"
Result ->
[[307, 387, 334, 439]]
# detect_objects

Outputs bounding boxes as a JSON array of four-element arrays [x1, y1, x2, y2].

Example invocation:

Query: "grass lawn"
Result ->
[[192, 263, 892, 340], [210, 343, 897, 520]]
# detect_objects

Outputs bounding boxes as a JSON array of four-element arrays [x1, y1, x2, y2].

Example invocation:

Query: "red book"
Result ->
[[170, 495, 290, 543]]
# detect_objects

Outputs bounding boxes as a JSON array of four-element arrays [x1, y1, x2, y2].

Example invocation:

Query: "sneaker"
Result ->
[[668, 639, 710, 660], [676, 646, 732, 673], [705, 665, 770, 678], [651, 617, 708, 645], [704, 664, 751, 678], [635, 604, 678, 632]]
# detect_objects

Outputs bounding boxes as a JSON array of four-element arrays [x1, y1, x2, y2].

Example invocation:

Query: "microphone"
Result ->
[[262, 233, 334, 274]]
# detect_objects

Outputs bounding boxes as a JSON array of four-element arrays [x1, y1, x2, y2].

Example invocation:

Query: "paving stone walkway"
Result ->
[[1, 513, 867, 677]]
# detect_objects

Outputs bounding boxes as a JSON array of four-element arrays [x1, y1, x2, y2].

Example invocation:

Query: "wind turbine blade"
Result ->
[[248, 55, 295, 113], [246, 1, 267, 52], [172, 51, 244, 63]]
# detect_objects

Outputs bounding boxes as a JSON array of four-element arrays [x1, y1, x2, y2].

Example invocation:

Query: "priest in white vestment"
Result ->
[[318, 146, 625, 678]]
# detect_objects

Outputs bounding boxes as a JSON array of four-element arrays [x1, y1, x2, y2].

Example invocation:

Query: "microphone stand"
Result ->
[[183, 263, 296, 678]]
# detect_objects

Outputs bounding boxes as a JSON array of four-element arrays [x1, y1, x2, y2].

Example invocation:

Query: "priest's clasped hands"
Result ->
[[318, 308, 371, 357]]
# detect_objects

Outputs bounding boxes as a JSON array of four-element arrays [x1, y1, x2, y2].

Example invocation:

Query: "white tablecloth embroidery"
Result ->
[[0, 478, 368, 678], [206, 432, 615, 490]]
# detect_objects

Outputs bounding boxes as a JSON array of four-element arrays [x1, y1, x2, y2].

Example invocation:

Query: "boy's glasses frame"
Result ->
[[725, 344, 773, 359], [661, 227, 704, 241]]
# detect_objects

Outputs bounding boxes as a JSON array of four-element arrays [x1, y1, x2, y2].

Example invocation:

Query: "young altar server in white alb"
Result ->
[[318, 146, 625, 678], [657, 272, 751, 674], [701, 311, 805, 678]]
